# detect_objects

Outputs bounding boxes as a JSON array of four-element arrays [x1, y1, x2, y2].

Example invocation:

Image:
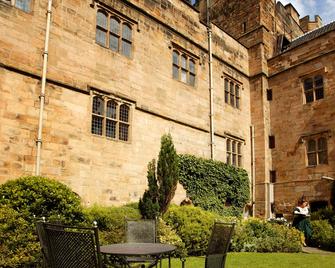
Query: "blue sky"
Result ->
[[278, 0, 335, 25]]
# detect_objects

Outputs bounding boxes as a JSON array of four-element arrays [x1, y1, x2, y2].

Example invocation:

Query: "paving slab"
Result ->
[[302, 247, 335, 255]]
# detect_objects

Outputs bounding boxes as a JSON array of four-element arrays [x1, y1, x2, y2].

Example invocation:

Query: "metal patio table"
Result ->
[[101, 242, 176, 268]]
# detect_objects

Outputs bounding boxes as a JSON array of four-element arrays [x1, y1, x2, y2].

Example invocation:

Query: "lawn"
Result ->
[[160, 252, 335, 268]]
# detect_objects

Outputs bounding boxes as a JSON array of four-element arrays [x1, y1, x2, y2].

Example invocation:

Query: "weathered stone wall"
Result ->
[[268, 31, 335, 215], [0, 0, 251, 206]]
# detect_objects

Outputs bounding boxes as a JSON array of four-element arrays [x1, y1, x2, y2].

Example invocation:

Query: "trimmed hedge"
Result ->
[[178, 154, 250, 216], [0, 176, 85, 267], [0, 176, 84, 223]]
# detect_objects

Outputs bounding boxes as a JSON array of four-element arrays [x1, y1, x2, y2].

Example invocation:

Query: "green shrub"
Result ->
[[140, 134, 179, 218], [83, 204, 141, 244], [0, 205, 40, 267], [310, 220, 335, 251], [163, 205, 236, 255], [139, 160, 160, 219], [231, 218, 302, 253], [178, 154, 249, 217], [0, 176, 84, 223], [157, 218, 187, 258], [311, 208, 335, 228]]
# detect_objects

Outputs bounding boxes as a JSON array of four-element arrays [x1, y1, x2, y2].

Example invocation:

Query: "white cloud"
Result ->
[[277, 0, 335, 24]]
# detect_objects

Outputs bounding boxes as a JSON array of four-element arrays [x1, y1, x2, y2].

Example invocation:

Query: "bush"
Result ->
[[0, 176, 84, 223], [311, 208, 335, 228], [178, 154, 249, 217], [139, 160, 160, 219], [0, 205, 40, 267], [157, 218, 187, 258], [140, 134, 179, 218], [231, 218, 302, 253], [310, 220, 335, 251], [83, 204, 141, 244], [163, 205, 236, 255]]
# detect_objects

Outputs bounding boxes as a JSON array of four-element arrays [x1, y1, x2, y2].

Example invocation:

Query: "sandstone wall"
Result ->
[[0, 0, 251, 206]]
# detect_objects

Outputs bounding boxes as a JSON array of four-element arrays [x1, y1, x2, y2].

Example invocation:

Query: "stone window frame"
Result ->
[[305, 136, 328, 167], [226, 137, 243, 167], [91, 93, 132, 143], [96, 8, 134, 58], [172, 46, 197, 87], [224, 76, 241, 109], [1, 0, 32, 12], [303, 74, 324, 103]]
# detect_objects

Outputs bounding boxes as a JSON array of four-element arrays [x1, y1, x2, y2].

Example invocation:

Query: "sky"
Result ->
[[278, 0, 335, 25]]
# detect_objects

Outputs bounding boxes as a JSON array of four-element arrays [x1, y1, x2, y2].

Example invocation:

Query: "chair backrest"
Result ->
[[205, 222, 235, 268], [44, 223, 102, 268], [36, 221, 50, 268], [126, 219, 156, 243]]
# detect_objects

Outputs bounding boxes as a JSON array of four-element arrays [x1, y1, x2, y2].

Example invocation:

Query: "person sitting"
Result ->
[[292, 197, 312, 246]]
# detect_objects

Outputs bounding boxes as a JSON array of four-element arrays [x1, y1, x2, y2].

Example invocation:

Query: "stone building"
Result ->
[[0, 0, 334, 218]]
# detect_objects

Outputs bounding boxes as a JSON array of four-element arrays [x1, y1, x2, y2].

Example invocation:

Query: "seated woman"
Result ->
[[292, 197, 312, 246]]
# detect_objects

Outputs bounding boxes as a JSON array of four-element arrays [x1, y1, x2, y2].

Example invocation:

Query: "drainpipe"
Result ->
[[35, 0, 53, 176], [206, 0, 215, 160], [251, 125, 256, 216]]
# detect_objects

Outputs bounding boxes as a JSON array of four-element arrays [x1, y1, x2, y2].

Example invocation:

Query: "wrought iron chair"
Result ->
[[125, 219, 157, 267], [126, 219, 157, 243], [36, 220, 51, 268], [204, 222, 235, 268], [42, 222, 103, 268]]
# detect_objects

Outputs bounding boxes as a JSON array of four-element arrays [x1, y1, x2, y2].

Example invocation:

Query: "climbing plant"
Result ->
[[178, 154, 250, 217]]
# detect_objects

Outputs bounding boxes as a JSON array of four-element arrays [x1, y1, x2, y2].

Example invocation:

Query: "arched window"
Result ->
[[172, 50, 179, 80], [224, 78, 242, 109], [95, 10, 133, 57], [230, 81, 235, 107], [15, 0, 31, 12], [106, 100, 117, 138], [110, 17, 120, 51], [119, 104, 129, 141], [317, 137, 328, 164], [235, 85, 240, 109], [226, 139, 231, 165], [121, 24, 132, 57], [224, 79, 229, 103], [96, 11, 108, 46], [180, 55, 187, 83], [172, 49, 197, 86], [91, 96, 131, 141], [91, 96, 104, 135], [189, 59, 196, 86], [227, 138, 243, 167]]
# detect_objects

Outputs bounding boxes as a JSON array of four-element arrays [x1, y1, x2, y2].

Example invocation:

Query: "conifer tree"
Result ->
[[139, 159, 160, 219], [157, 133, 179, 215]]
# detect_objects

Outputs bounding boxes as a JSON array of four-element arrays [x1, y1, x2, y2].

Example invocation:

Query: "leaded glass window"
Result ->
[[226, 138, 243, 167], [122, 24, 132, 57], [91, 96, 131, 142], [306, 137, 328, 166], [96, 11, 108, 46], [96, 10, 133, 57], [172, 50, 196, 86], [15, 0, 31, 12], [224, 78, 242, 109]]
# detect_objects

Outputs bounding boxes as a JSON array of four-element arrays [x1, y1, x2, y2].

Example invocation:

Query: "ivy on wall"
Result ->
[[178, 154, 250, 217]]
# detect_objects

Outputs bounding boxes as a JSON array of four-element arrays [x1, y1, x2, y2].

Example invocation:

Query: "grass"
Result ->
[[160, 252, 335, 268]]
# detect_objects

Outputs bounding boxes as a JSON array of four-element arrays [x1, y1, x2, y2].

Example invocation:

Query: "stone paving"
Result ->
[[302, 247, 335, 255]]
